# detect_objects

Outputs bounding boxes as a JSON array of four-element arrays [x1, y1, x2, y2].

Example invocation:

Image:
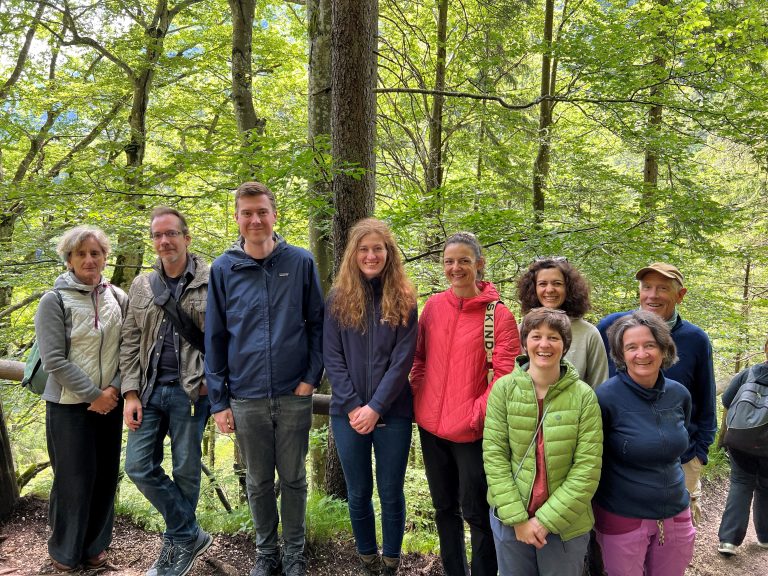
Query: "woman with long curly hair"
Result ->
[[323, 218, 418, 575], [517, 258, 608, 388]]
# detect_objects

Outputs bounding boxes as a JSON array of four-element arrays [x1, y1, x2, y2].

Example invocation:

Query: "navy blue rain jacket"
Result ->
[[205, 236, 324, 413], [324, 278, 417, 420]]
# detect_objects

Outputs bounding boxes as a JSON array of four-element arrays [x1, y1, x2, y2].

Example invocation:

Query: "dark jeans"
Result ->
[[419, 427, 497, 576], [230, 394, 313, 560], [46, 400, 122, 567], [124, 384, 210, 541], [718, 449, 768, 545], [331, 415, 412, 558]]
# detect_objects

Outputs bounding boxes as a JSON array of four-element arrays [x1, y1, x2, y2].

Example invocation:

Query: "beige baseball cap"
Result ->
[[635, 262, 684, 286]]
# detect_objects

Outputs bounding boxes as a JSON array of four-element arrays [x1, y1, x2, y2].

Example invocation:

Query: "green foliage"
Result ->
[[305, 492, 353, 546]]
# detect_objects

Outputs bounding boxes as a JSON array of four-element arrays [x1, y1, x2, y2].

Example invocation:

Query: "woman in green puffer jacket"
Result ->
[[483, 307, 603, 576]]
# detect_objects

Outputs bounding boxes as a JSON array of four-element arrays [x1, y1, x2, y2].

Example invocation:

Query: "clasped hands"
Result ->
[[513, 517, 549, 549]]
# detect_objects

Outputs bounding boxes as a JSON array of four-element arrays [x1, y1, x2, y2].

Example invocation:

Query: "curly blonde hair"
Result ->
[[329, 218, 416, 332]]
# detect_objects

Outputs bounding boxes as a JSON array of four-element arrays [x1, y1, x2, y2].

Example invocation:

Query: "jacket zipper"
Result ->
[[366, 297, 375, 404], [438, 298, 463, 429]]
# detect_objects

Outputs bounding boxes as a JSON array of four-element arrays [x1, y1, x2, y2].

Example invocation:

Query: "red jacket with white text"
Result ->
[[410, 281, 520, 442]]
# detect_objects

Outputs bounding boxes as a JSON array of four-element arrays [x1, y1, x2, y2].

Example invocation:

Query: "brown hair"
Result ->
[[150, 206, 189, 235], [517, 258, 591, 318], [234, 181, 277, 212], [606, 310, 678, 372], [444, 232, 485, 280], [329, 218, 416, 332], [520, 307, 572, 356]]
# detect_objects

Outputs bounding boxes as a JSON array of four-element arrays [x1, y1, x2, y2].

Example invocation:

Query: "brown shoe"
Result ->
[[50, 557, 77, 572], [85, 550, 108, 568]]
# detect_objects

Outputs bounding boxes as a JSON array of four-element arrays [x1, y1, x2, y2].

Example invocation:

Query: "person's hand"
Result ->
[[513, 518, 548, 549], [213, 408, 235, 433], [293, 382, 315, 396], [349, 405, 380, 435], [123, 392, 143, 431], [88, 388, 118, 415]]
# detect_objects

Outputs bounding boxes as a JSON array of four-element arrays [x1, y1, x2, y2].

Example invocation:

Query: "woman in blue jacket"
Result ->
[[324, 218, 418, 575], [595, 310, 695, 576]]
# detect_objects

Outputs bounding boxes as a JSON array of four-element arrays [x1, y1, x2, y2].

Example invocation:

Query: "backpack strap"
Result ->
[[148, 271, 205, 354], [484, 301, 500, 385]]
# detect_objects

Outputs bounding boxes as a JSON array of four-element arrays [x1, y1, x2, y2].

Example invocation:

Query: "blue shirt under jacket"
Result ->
[[595, 371, 692, 520], [205, 235, 324, 413], [324, 278, 417, 420], [597, 310, 716, 465]]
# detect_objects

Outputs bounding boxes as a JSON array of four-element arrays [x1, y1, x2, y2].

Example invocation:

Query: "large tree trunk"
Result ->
[[425, 0, 447, 195], [307, 0, 333, 492], [325, 0, 378, 500], [532, 0, 556, 223]]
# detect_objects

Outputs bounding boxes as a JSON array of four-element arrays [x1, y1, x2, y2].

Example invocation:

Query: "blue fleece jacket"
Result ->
[[324, 278, 417, 419], [205, 235, 324, 413], [597, 310, 716, 464], [595, 371, 691, 520]]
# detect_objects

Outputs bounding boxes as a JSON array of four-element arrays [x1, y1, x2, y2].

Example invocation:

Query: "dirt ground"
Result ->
[[0, 476, 764, 575]]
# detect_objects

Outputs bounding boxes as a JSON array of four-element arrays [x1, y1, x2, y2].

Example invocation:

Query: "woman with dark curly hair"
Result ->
[[517, 258, 607, 388]]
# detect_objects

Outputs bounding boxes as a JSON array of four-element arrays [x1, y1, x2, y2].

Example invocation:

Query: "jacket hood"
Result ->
[[151, 252, 209, 290], [223, 233, 287, 266], [53, 271, 108, 293], [746, 362, 768, 385], [444, 281, 501, 310]]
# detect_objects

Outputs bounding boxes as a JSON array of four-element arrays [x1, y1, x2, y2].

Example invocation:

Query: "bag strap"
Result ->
[[484, 301, 500, 385], [514, 402, 550, 481], [148, 271, 205, 353], [52, 288, 69, 356]]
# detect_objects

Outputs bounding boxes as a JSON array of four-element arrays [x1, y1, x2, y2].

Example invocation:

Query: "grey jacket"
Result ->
[[120, 253, 209, 404], [36, 272, 127, 404]]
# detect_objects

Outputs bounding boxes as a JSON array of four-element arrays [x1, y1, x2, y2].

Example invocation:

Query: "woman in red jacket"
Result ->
[[411, 232, 521, 576]]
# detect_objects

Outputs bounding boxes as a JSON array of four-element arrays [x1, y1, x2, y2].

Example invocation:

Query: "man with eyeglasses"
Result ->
[[121, 206, 212, 576]]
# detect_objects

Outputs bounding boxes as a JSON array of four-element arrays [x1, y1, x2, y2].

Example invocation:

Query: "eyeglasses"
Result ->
[[150, 230, 183, 240], [534, 256, 568, 263]]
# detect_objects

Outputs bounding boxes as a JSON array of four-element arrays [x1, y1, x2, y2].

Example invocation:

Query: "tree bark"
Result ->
[[0, 400, 19, 520], [532, 0, 556, 223], [325, 0, 378, 499]]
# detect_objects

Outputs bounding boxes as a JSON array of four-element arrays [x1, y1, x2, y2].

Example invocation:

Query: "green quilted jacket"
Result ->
[[483, 356, 603, 541]]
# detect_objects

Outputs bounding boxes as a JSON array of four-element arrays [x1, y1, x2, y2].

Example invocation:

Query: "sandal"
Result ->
[[50, 557, 77, 572], [85, 550, 108, 568]]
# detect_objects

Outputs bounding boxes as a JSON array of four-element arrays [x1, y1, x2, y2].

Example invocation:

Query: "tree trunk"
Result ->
[[325, 0, 378, 500], [425, 0, 447, 195], [307, 0, 333, 492], [0, 400, 19, 520], [229, 0, 267, 179], [532, 0, 555, 223], [735, 258, 751, 373]]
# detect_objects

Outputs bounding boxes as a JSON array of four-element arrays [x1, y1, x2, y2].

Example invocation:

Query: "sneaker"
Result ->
[[758, 541, 768, 549], [283, 554, 307, 576], [359, 553, 382, 575], [718, 542, 738, 556], [146, 537, 174, 576], [249, 553, 282, 576], [166, 529, 213, 576]]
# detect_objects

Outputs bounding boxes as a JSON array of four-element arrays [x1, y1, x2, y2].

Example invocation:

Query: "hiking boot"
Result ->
[[283, 554, 307, 576], [166, 529, 213, 576], [718, 542, 738, 556], [381, 556, 400, 576], [146, 537, 174, 576], [359, 553, 382, 575], [249, 553, 282, 576]]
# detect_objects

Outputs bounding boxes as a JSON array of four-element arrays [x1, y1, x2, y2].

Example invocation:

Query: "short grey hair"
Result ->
[[56, 225, 111, 264], [607, 310, 678, 372]]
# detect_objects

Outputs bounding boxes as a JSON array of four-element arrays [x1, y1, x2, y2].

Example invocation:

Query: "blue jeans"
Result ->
[[331, 415, 412, 558], [718, 449, 768, 545], [230, 394, 313, 559], [490, 511, 589, 576], [125, 385, 210, 541]]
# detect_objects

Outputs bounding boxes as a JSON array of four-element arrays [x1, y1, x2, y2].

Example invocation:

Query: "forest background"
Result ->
[[1, 0, 768, 549]]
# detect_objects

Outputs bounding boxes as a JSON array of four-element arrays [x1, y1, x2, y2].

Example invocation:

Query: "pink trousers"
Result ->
[[594, 505, 695, 576]]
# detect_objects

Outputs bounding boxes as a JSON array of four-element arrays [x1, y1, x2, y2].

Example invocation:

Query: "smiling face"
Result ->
[[356, 232, 387, 280], [68, 236, 106, 286], [639, 271, 686, 321], [622, 325, 663, 388], [235, 194, 278, 249], [151, 213, 190, 270], [443, 243, 483, 297], [535, 267, 567, 309], [525, 324, 565, 370]]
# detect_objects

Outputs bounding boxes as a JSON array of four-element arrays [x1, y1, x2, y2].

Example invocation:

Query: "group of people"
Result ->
[[34, 179, 763, 576]]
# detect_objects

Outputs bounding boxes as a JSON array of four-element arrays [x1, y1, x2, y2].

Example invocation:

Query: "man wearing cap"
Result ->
[[597, 262, 716, 526]]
